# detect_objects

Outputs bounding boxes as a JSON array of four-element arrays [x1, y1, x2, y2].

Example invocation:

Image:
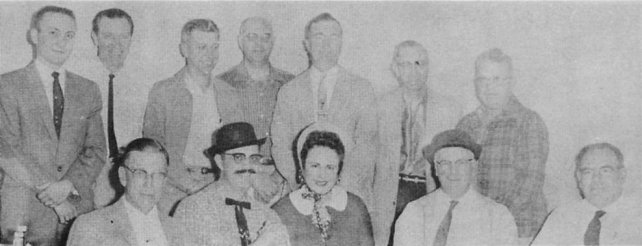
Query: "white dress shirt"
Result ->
[[395, 188, 518, 246], [183, 73, 221, 168], [310, 65, 338, 120], [35, 58, 67, 115], [532, 196, 642, 245], [123, 198, 168, 246]]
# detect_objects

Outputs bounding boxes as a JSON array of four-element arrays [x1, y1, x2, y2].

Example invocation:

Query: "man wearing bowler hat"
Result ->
[[394, 129, 517, 246], [172, 122, 289, 246]]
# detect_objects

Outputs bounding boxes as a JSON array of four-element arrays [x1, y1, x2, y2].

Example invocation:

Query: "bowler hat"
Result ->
[[422, 129, 481, 164], [204, 122, 266, 158]]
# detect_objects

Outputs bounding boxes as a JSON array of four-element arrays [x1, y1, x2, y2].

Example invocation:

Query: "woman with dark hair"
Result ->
[[272, 123, 374, 246]]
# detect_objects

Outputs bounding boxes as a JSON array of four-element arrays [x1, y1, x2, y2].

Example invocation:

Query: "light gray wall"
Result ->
[[2, 1, 641, 209]]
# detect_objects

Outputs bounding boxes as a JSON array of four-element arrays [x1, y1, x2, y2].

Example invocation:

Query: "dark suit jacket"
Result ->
[[0, 62, 105, 211], [67, 198, 173, 246], [271, 66, 377, 208]]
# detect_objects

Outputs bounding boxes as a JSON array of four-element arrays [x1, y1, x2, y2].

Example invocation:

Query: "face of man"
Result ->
[[434, 147, 476, 199], [304, 20, 342, 71], [119, 150, 168, 214], [576, 148, 626, 208], [215, 145, 260, 191], [92, 17, 132, 72], [181, 30, 220, 76], [30, 12, 77, 68], [303, 146, 340, 195], [239, 19, 273, 65], [393, 45, 429, 92], [474, 61, 514, 110]]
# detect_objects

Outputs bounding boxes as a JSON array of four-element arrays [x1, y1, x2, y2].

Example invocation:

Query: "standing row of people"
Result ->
[[2, 4, 640, 246]]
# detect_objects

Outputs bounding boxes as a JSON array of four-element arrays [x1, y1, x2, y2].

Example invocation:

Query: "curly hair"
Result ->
[[299, 131, 346, 175]]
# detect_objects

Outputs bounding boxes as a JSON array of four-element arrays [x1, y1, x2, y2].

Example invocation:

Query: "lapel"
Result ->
[[327, 67, 349, 118], [25, 62, 57, 141], [171, 68, 193, 143], [299, 70, 316, 122], [112, 199, 138, 246]]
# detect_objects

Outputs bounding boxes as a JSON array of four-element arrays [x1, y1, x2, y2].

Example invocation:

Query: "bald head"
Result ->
[[238, 17, 274, 65]]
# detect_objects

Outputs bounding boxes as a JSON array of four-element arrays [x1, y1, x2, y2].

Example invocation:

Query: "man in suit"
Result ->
[[374, 40, 462, 246], [172, 122, 288, 246], [143, 19, 224, 216], [271, 13, 377, 209], [67, 138, 172, 246], [216, 17, 294, 205], [0, 6, 106, 245]]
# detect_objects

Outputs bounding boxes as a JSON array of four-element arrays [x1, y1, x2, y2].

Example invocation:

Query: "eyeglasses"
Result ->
[[579, 166, 621, 177], [122, 165, 167, 181], [436, 159, 474, 168], [244, 33, 272, 43], [223, 153, 263, 164]]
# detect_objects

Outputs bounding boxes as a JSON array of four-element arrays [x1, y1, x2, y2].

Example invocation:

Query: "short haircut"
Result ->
[[299, 131, 346, 175], [304, 12, 342, 40], [31, 5, 75, 31], [393, 40, 429, 65], [474, 48, 513, 76], [181, 19, 219, 43], [114, 138, 170, 168], [574, 142, 624, 171], [92, 8, 134, 35], [239, 16, 273, 36]]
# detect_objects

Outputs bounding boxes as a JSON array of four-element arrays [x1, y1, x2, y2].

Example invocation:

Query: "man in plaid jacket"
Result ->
[[456, 48, 549, 243]]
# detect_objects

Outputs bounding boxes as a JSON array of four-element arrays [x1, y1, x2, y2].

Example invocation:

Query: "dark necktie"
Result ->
[[584, 210, 606, 246], [400, 105, 409, 171], [52, 72, 64, 139], [225, 198, 251, 246], [107, 74, 118, 158], [434, 200, 459, 246]]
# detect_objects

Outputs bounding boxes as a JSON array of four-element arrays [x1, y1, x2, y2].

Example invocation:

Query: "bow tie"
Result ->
[[225, 198, 251, 210]]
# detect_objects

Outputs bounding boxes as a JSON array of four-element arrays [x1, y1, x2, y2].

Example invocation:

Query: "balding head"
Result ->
[[391, 40, 430, 92], [238, 17, 274, 65]]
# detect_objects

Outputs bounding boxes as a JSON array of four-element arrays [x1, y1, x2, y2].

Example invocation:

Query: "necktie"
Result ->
[[400, 105, 409, 171], [434, 200, 459, 246], [225, 198, 251, 246], [107, 74, 118, 158], [52, 72, 64, 139], [317, 73, 328, 112], [584, 210, 606, 246]]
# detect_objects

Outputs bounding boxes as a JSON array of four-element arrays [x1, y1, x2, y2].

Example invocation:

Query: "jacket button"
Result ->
[[57, 166, 63, 172]]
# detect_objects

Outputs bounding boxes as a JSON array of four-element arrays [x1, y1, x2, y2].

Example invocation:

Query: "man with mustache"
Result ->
[[172, 122, 289, 246], [75, 8, 151, 209], [217, 17, 294, 205], [143, 19, 226, 216], [532, 143, 642, 245]]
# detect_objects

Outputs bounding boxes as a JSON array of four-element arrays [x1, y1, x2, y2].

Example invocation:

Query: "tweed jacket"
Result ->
[[143, 67, 229, 196], [372, 87, 461, 246], [67, 198, 173, 246], [172, 181, 290, 246], [216, 63, 294, 158], [271, 66, 377, 208], [0, 61, 106, 216]]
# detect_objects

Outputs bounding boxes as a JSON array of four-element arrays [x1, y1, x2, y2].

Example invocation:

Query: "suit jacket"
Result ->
[[373, 87, 461, 246], [143, 67, 227, 197], [67, 198, 173, 246], [0, 62, 106, 216], [271, 66, 377, 208]]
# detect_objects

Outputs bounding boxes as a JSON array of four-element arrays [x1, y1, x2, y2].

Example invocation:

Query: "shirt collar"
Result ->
[[584, 195, 625, 214], [123, 197, 160, 217], [310, 65, 338, 81], [35, 58, 66, 83], [213, 180, 256, 203], [437, 187, 476, 204], [290, 185, 348, 215]]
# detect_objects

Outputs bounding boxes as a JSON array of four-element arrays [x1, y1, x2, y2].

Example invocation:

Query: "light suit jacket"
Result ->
[[0, 62, 106, 218], [373, 87, 461, 246], [271, 66, 377, 208], [67, 198, 173, 246]]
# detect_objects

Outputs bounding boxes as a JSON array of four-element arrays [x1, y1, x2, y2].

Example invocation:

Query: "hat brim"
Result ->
[[422, 143, 482, 165], [204, 138, 266, 158]]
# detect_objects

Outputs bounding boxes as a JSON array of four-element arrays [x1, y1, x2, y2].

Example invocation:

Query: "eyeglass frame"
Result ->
[[121, 165, 168, 181], [222, 152, 264, 164], [435, 158, 475, 169]]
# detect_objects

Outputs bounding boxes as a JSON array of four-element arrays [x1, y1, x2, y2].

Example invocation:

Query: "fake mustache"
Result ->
[[234, 169, 256, 174]]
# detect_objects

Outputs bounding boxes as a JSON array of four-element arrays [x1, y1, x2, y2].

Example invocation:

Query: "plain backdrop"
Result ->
[[1, 1, 641, 210]]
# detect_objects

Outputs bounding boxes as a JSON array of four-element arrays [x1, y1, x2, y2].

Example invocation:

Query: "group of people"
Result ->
[[0, 4, 641, 246]]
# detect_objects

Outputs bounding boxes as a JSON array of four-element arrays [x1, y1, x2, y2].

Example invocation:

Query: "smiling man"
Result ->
[[394, 129, 517, 246], [0, 5, 106, 245], [67, 138, 172, 246], [172, 122, 289, 246], [532, 143, 642, 245], [143, 19, 225, 216]]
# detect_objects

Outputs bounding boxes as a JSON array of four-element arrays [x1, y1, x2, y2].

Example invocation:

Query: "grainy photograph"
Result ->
[[0, 1, 641, 245]]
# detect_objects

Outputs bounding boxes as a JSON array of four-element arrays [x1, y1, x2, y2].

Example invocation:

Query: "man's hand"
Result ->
[[53, 200, 77, 224], [37, 179, 74, 207]]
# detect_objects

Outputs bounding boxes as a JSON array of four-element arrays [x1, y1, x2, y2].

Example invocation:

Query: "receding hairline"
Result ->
[[393, 40, 429, 63], [239, 17, 273, 36], [575, 142, 625, 171]]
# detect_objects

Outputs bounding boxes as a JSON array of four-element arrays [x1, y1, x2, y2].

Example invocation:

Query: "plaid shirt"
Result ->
[[456, 96, 549, 238]]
